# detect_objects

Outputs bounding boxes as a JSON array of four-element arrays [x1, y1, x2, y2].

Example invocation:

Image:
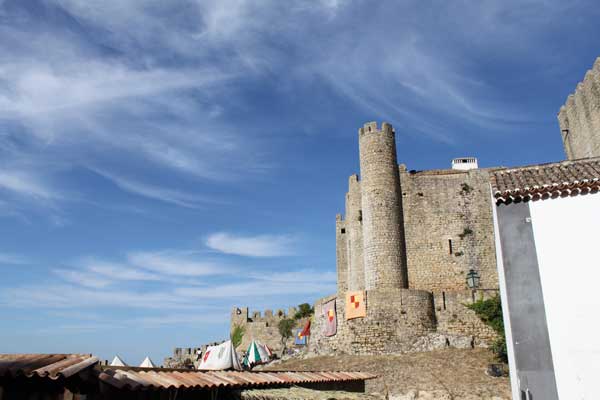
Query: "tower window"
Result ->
[[448, 239, 453, 255], [340, 228, 346, 234], [358, 210, 362, 222]]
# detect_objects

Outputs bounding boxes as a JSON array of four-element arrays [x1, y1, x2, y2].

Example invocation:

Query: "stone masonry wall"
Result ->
[[400, 167, 499, 292], [433, 290, 499, 346], [335, 214, 348, 294], [310, 289, 498, 355], [358, 122, 408, 289], [345, 174, 364, 291], [311, 289, 436, 355], [558, 57, 600, 160], [230, 307, 308, 354]]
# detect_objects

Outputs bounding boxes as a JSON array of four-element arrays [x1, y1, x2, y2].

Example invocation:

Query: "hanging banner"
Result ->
[[294, 328, 307, 345], [322, 299, 337, 337], [345, 290, 366, 320]]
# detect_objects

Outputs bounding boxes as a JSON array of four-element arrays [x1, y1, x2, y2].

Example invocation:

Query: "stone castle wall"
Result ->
[[230, 307, 308, 354], [558, 57, 600, 160], [233, 121, 501, 355], [310, 288, 498, 355], [311, 289, 436, 355], [400, 167, 499, 292], [344, 174, 364, 290]]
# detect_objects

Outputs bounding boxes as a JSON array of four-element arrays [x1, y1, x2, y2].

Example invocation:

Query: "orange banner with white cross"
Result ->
[[345, 290, 366, 320]]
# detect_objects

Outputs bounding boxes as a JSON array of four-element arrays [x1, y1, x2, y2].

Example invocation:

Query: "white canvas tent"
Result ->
[[139, 356, 156, 368], [197, 340, 242, 371], [110, 355, 127, 367], [243, 341, 272, 368]]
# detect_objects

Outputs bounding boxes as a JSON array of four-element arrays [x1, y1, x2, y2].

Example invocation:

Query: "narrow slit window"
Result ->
[[448, 239, 453, 255], [442, 291, 446, 310]]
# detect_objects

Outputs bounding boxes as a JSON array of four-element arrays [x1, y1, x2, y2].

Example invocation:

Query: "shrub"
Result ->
[[458, 227, 473, 239], [460, 183, 473, 194], [467, 296, 507, 363], [294, 303, 314, 319], [231, 324, 245, 349]]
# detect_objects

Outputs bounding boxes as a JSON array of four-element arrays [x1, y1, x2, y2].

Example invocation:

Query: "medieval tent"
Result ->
[[243, 341, 271, 368], [139, 356, 156, 368], [110, 355, 127, 366], [197, 340, 242, 371]]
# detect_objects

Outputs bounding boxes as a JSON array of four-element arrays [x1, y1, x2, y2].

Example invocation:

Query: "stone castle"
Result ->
[[232, 57, 600, 355]]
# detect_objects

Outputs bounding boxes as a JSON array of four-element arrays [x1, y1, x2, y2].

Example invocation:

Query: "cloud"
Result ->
[[0, 170, 58, 201], [127, 251, 225, 276], [84, 260, 163, 282], [53, 268, 113, 288], [0, 284, 196, 310], [0, 252, 28, 265], [91, 168, 215, 209], [206, 232, 296, 257]]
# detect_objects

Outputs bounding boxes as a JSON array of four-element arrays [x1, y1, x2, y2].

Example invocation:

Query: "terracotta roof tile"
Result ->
[[99, 367, 377, 390], [490, 157, 600, 204], [0, 354, 98, 380]]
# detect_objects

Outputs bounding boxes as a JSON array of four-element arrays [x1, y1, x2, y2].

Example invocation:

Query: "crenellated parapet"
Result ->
[[558, 57, 600, 160], [231, 306, 297, 325]]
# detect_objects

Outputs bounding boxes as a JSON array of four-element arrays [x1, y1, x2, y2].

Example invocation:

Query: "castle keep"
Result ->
[[310, 121, 500, 355], [231, 57, 600, 357]]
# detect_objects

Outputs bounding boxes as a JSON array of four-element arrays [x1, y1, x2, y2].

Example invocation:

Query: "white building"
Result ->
[[491, 157, 600, 399]]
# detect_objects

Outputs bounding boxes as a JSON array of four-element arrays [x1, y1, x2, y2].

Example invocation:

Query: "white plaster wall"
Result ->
[[530, 194, 600, 399]]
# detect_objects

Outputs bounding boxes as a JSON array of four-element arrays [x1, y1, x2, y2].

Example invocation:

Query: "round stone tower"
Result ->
[[358, 121, 408, 289]]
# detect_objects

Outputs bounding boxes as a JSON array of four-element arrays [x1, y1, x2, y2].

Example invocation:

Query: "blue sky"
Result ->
[[0, 0, 599, 364]]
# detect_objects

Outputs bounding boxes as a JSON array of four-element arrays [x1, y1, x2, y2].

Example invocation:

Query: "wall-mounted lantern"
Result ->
[[466, 269, 481, 289]]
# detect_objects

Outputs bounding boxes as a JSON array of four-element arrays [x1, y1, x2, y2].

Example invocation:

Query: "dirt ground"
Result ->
[[258, 348, 511, 399]]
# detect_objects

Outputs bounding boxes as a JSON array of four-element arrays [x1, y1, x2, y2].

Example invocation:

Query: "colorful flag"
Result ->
[[300, 320, 311, 337], [345, 290, 366, 320], [322, 299, 337, 337], [294, 328, 307, 345]]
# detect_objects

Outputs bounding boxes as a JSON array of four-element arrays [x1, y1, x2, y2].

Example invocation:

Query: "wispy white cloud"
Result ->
[[53, 268, 113, 289], [127, 251, 226, 277], [84, 260, 162, 282], [91, 168, 215, 209], [0, 252, 28, 265], [0, 283, 196, 310], [206, 232, 297, 257], [0, 170, 59, 201]]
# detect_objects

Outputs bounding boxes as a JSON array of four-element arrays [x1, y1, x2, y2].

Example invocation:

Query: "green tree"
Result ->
[[294, 303, 314, 320], [278, 318, 295, 355], [467, 296, 507, 363], [231, 324, 245, 349]]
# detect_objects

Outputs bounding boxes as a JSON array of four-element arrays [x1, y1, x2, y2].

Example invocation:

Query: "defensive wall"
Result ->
[[311, 289, 498, 355], [230, 307, 309, 354], [400, 167, 500, 292], [559, 57, 600, 160]]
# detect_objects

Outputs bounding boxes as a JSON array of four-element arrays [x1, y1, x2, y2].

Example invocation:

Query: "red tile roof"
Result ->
[[0, 354, 99, 380], [490, 158, 600, 204], [99, 367, 376, 390]]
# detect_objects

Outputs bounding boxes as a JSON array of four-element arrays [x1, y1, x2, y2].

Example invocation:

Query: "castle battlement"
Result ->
[[231, 306, 297, 325], [358, 121, 394, 136], [558, 57, 600, 160]]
